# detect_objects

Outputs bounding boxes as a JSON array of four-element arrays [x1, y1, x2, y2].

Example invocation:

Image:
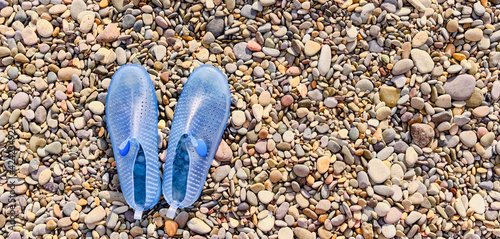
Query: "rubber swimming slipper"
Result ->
[[162, 65, 231, 218], [106, 64, 162, 220]]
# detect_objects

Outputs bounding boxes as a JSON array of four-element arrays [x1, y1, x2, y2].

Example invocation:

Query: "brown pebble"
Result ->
[[270, 170, 282, 183], [164, 220, 178, 237], [130, 226, 143, 237], [259, 129, 268, 139]]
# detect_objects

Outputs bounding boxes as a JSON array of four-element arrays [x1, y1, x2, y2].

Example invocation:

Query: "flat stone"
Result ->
[[58, 68, 82, 81], [379, 85, 400, 107], [384, 207, 402, 224], [258, 190, 274, 204], [492, 81, 500, 100], [324, 97, 338, 108], [88, 101, 105, 114], [367, 159, 390, 184], [38, 169, 51, 185], [215, 140, 232, 161], [278, 227, 294, 239], [405, 147, 418, 166], [465, 28, 483, 41], [318, 45, 331, 76], [447, 20, 459, 32], [85, 206, 106, 224], [45, 142, 62, 154], [260, 0, 276, 6], [356, 79, 374, 92], [443, 74, 476, 100], [96, 23, 120, 42], [375, 202, 391, 217], [436, 95, 452, 108], [304, 40, 321, 56], [412, 31, 428, 47], [257, 215, 274, 232], [293, 164, 309, 177], [21, 28, 38, 45], [231, 110, 246, 126], [36, 19, 53, 38], [10, 92, 29, 109], [70, 0, 87, 19], [357, 171, 370, 188], [206, 18, 224, 37], [469, 194, 485, 214], [392, 59, 413, 75], [382, 224, 396, 238], [316, 156, 330, 174], [411, 49, 434, 73], [187, 218, 211, 234], [411, 123, 435, 147], [241, 4, 257, 19], [472, 106, 489, 118], [212, 165, 230, 182], [233, 42, 252, 61], [459, 131, 477, 148], [294, 228, 314, 239]]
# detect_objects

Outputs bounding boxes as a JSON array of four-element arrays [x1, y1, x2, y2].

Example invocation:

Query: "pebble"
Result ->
[[412, 31, 428, 47], [45, 142, 62, 154], [96, 23, 120, 42], [411, 49, 434, 73], [392, 59, 414, 75], [278, 227, 294, 239], [469, 194, 485, 214], [257, 215, 274, 232], [89, 101, 105, 114], [233, 42, 252, 61], [206, 18, 225, 37], [10, 92, 29, 109], [231, 110, 246, 126], [379, 86, 400, 107], [492, 81, 500, 100], [85, 206, 106, 224], [411, 123, 435, 147], [382, 224, 396, 238], [215, 141, 232, 161], [212, 165, 230, 182], [294, 228, 314, 239], [58, 68, 82, 81], [465, 28, 483, 42], [444, 74, 476, 100], [36, 19, 53, 38], [187, 218, 211, 234], [385, 207, 402, 224], [367, 159, 390, 184], [304, 41, 321, 56], [38, 169, 51, 185], [293, 165, 309, 177], [21, 28, 38, 45], [356, 79, 374, 92], [318, 45, 331, 76]]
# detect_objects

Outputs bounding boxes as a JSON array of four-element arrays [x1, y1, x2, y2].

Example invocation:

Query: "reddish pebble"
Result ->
[[286, 66, 301, 76], [477, 127, 488, 139], [247, 40, 262, 51], [67, 83, 73, 94], [259, 129, 268, 139], [160, 71, 170, 83], [96, 23, 120, 43], [281, 95, 294, 107]]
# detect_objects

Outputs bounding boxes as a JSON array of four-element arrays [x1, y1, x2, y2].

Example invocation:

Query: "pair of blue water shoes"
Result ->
[[105, 64, 231, 220]]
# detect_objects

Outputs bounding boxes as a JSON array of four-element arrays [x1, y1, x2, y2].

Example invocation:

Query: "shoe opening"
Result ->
[[134, 144, 146, 207], [172, 134, 190, 203]]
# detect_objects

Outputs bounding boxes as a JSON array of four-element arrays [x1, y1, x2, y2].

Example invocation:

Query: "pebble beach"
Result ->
[[1, 0, 500, 238]]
